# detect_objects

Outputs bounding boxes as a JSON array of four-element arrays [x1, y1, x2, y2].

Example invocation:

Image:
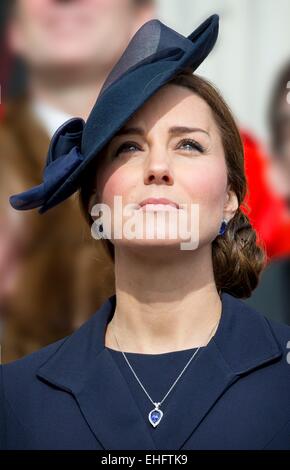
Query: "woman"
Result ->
[[1, 15, 290, 450]]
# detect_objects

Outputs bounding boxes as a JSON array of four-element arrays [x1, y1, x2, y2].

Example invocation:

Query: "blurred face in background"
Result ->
[[8, 0, 154, 73], [271, 94, 290, 210]]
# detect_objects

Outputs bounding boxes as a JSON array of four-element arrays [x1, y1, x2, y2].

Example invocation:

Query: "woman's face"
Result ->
[[93, 84, 238, 252]]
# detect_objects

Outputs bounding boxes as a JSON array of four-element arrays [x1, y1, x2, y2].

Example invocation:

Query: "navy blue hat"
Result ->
[[10, 14, 219, 214]]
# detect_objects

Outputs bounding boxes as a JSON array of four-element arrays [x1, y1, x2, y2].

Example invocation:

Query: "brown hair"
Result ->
[[79, 70, 266, 298]]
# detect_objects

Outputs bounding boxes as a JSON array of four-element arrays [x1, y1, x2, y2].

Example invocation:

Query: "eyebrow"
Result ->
[[114, 126, 210, 138]]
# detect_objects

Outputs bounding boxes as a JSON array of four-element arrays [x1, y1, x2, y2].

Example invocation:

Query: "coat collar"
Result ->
[[36, 292, 282, 450]]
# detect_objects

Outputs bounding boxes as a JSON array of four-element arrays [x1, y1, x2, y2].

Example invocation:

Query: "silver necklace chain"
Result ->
[[110, 316, 220, 427]]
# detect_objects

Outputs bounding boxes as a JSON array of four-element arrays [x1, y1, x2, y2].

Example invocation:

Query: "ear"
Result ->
[[223, 187, 239, 221]]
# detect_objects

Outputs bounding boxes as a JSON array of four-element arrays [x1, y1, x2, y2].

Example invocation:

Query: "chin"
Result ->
[[115, 238, 191, 255]]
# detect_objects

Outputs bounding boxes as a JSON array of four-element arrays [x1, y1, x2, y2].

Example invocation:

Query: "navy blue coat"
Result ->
[[1, 292, 290, 450]]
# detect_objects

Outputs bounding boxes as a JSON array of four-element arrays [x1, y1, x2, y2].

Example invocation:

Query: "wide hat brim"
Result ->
[[10, 14, 219, 214]]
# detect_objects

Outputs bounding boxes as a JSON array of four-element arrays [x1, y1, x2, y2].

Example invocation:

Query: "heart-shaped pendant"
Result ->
[[148, 402, 163, 427]]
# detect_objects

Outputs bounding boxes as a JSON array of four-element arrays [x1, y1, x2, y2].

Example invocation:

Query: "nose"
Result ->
[[143, 149, 174, 186]]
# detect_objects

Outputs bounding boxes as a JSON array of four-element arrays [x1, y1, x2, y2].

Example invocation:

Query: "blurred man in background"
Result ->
[[245, 61, 290, 324], [269, 62, 290, 212], [0, 0, 155, 362]]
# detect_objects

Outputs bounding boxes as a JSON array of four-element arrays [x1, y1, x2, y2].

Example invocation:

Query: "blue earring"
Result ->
[[98, 223, 104, 238], [218, 218, 228, 236], [93, 222, 105, 239]]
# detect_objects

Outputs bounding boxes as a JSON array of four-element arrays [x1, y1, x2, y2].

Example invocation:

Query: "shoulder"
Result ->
[[0, 335, 70, 450], [0, 295, 104, 393], [241, 294, 290, 348], [219, 292, 290, 379], [224, 291, 290, 343], [0, 335, 69, 394], [0, 295, 114, 395], [262, 313, 290, 367]]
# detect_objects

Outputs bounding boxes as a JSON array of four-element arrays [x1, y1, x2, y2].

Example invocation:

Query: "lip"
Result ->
[[138, 198, 180, 209]]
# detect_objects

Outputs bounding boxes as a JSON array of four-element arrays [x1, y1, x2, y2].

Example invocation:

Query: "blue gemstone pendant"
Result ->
[[148, 402, 163, 427]]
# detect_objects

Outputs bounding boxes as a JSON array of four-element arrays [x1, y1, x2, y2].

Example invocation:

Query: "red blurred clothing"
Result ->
[[242, 130, 290, 261]]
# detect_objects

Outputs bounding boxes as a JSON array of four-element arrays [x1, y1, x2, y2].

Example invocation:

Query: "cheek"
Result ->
[[180, 159, 228, 205], [178, 158, 228, 241], [98, 165, 138, 207]]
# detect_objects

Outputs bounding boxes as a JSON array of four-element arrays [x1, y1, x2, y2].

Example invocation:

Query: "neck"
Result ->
[[105, 244, 222, 354], [28, 65, 109, 119]]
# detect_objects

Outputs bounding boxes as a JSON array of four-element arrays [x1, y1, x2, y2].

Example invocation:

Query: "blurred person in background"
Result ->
[[0, 157, 28, 321], [269, 61, 290, 213], [0, 0, 155, 363], [245, 61, 290, 325]]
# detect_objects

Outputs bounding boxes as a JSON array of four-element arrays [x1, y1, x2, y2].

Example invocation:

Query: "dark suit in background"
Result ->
[[245, 256, 290, 325]]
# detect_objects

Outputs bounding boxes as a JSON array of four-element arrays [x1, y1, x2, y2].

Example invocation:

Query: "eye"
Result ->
[[115, 141, 142, 156], [177, 138, 205, 153]]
